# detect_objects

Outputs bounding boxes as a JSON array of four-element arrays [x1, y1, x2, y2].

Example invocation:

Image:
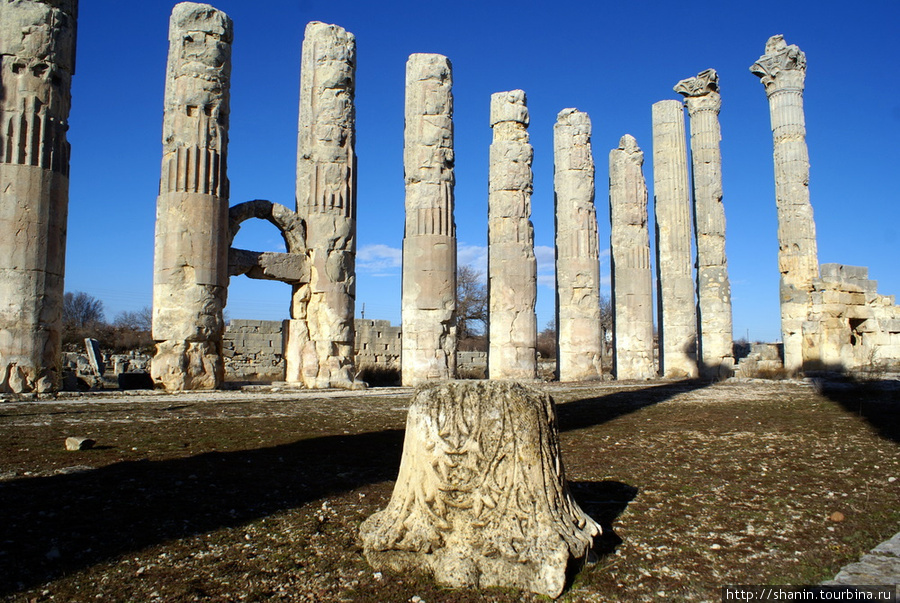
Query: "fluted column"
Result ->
[[0, 0, 77, 393], [675, 69, 734, 379], [151, 2, 232, 390], [554, 109, 602, 382], [750, 35, 818, 373], [290, 21, 361, 389], [487, 90, 537, 380], [609, 135, 655, 380], [652, 100, 698, 379], [401, 54, 456, 387]]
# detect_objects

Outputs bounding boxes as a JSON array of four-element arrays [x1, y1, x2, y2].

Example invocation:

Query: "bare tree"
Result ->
[[63, 291, 105, 329], [537, 319, 556, 359], [456, 264, 487, 345], [113, 307, 152, 332]]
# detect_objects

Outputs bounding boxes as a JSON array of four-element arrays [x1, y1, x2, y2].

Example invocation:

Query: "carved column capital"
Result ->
[[674, 69, 721, 115], [750, 35, 806, 95]]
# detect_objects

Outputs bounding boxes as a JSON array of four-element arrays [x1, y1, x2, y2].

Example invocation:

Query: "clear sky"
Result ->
[[64, 0, 899, 343]]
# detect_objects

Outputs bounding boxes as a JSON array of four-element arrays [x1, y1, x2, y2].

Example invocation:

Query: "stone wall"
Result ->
[[355, 319, 401, 368], [223, 320, 285, 381]]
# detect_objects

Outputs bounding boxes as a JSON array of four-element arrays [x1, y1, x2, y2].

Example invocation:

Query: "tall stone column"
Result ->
[[652, 100, 698, 379], [401, 53, 456, 387], [608, 135, 655, 380], [750, 35, 818, 373], [151, 3, 232, 391], [554, 109, 602, 382], [0, 0, 77, 393], [675, 69, 734, 379], [290, 21, 361, 389], [488, 90, 537, 380]]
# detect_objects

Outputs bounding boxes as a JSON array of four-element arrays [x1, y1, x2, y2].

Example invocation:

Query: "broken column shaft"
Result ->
[[289, 21, 361, 389], [0, 0, 77, 393], [652, 99, 698, 379], [750, 35, 818, 373], [151, 2, 232, 390], [401, 54, 456, 387], [675, 69, 734, 378], [487, 90, 537, 380], [609, 135, 655, 380], [554, 108, 603, 382]]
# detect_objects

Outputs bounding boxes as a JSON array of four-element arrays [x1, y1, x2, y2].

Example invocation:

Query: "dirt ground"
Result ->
[[1, 377, 898, 602]]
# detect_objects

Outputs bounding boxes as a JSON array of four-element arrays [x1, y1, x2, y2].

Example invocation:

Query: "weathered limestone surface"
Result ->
[[401, 54, 456, 387], [292, 21, 361, 389], [359, 381, 601, 598], [652, 100, 698, 379], [675, 69, 734, 378], [750, 35, 818, 373], [608, 135, 655, 380], [151, 3, 232, 390], [487, 90, 537, 380], [554, 109, 603, 382], [0, 0, 77, 393]]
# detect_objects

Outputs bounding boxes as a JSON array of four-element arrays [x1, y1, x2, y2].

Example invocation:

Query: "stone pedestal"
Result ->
[[554, 109, 603, 382], [401, 54, 456, 387], [151, 3, 232, 390], [487, 90, 537, 380], [750, 35, 818, 374], [0, 0, 77, 393], [292, 21, 361, 389], [609, 135, 655, 380], [675, 69, 734, 379], [652, 100, 698, 379], [359, 380, 600, 598]]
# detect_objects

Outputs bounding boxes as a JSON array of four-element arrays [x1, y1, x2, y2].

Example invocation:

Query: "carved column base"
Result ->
[[360, 380, 600, 598], [151, 340, 222, 391]]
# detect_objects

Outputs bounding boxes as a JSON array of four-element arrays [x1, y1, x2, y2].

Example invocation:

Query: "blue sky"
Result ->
[[65, 0, 899, 343]]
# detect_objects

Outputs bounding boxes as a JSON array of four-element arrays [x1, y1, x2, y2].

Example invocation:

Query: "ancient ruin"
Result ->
[[487, 90, 537, 380], [401, 53, 457, 387], [151, 2, 232, 390], [554, 109, 603, 382], [359, 380, 601, 598], [651, 100, 698, 379], [0, 0, 77, 393], [608, 135, 655, 380], [750, 35, 818, 374], [675, 69, 734, 379], [291, 21, 361, 389]]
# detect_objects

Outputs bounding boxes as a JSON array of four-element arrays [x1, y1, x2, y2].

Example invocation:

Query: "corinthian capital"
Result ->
[[750, 35, 806, 94], [674, 69, 720, 114]]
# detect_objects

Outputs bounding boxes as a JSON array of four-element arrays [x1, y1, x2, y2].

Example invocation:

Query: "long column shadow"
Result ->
[[0, 380, 708, 595], [812, 374, 900, 444]]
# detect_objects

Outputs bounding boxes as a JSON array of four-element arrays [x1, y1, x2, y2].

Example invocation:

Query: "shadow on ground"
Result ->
[[1, 380, 706, 595], [813, 375, 900, 444]]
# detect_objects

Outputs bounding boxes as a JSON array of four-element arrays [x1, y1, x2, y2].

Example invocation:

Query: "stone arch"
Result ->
[[227, 200, 309, 285]]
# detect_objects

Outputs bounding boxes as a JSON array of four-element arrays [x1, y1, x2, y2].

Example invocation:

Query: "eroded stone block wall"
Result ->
[[223, 319, 285, 381], [355, 319, 401, 368]]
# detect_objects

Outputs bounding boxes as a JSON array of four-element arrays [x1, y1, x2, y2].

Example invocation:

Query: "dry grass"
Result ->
[[1, 378, 898, 602]]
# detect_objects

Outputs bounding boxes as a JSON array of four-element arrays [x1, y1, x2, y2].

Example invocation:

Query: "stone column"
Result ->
[[608, 135, 655, 380], [290, 21, 361, 389], [652, 100, 698, 379], [0, 0, 77, 393], [487, 90, 537, 380], [675, 69, 734, 379], [151, 3, 232, 391], [554, 109, 602, 382], [750, 35, 818, 373], [401, 54, 456, 387]]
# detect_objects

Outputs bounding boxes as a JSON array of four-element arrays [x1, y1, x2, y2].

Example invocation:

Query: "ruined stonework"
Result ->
[[554, 109, 603, 382], [401, 54, 456, 387], [487, 90, 537, 380], [222, 319, 285, 382], [675, 69, 734, 378], [0, 0, 77, 393], [291, 21, 361, 389], [359, 381, 601, 598], [608, 135, 655, 380], [151, 3, 232, 390], [651, 100, 698, 379], [354, 319, 401, 368], [750, 35, 818, 373], [803, 265, 900, 371]]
